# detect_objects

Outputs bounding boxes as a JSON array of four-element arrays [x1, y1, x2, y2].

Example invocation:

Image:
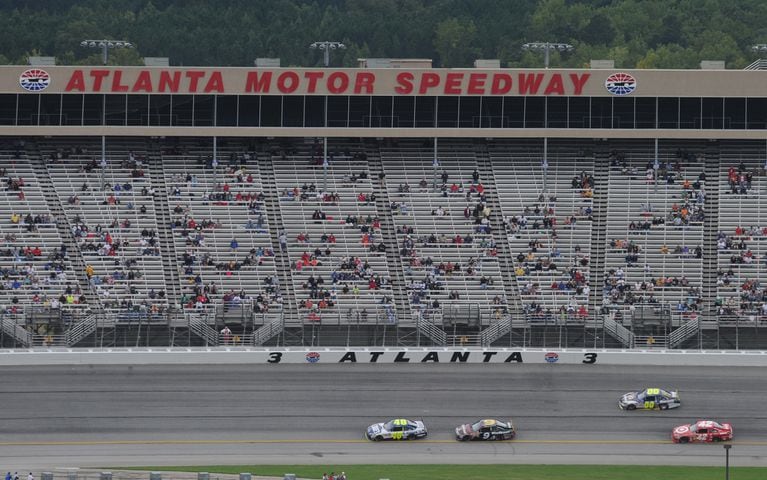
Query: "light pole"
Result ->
[[80, 40, 134, 65], [310, 41, 346, 192], [724, 444, 731, 480], [522, 42, 574, 68], [309, 41, 346, 67]]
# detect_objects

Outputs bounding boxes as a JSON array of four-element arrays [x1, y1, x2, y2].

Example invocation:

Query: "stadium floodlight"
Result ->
[[522, 42, 574, 68], [81, 39, 134, 65], [752, 44, 767, 52], [309, 41, 347, 67]]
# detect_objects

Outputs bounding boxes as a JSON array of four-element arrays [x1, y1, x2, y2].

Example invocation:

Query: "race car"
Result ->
[[672, 420, 733, 443], [366, 418, 427, 441], [618, 387, 680, 410], [455, 419, 516, 441]]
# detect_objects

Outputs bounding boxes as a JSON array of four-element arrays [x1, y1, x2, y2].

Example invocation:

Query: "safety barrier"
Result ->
[[1, 347, 767, 366]]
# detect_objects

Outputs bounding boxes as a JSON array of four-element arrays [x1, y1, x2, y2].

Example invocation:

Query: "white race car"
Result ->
[[366, 418, 427, 441], [618, 387, 680, 410]]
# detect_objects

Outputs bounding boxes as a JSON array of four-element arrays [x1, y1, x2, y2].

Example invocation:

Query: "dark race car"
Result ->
[[455, 419, 516, 441]]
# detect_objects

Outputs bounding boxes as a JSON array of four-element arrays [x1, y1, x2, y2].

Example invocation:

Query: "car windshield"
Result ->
[[689, 424, 697, 433], [471, 421, 483, 431]]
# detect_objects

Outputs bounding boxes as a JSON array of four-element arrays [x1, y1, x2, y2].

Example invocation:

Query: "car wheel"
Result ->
[[626, 404, 636, 411], [374, 435, 384, 442], [660, 404, 668, 410], [457, 436, 468, 442], [679, 437, 689, 444], [713, 437, 721, 442]]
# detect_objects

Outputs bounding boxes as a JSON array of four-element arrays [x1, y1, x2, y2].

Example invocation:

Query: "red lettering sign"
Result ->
[[395, 72, 414, 94], [65, 70, 85, 92], [186, 71, 205, 92], [90, 70, 110, 92], [159, 71, 181, 92], [277, 71, 300, 93], [444, 72, 463, 95], [327, 72, 349, 94], [304, 71, 324, 93], [245, 71, 272, 93], [467, 73, 487, 95], [354, 72, 375, 94]]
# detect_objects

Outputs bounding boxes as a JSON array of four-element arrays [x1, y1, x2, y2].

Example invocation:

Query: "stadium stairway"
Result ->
[[700, 142, 721, 329], [259, 151, 298, 329], [587, 148, 610, 327], [147, 142, 182, 306], [474, 141, 525, 330], [366, 142, 413, 325]]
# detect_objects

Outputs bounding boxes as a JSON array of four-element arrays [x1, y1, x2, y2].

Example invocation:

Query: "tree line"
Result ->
[[0, 0, 765, 69]]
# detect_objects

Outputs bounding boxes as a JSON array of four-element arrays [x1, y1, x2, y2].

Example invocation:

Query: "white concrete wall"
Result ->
[[1, 347, 766, 366]]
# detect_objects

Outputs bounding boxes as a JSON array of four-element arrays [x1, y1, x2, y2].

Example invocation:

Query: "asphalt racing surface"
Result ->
[[1, 363, 765, 470]]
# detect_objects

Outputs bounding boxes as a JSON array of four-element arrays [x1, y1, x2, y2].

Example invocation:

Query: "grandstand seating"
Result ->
[[488, 139, 594, 322], [38, 138, 169, 315], [380, 139, 508, 325], [3, 136, 767, 345], [272, 140, 397, 324], [0, 145, 80, 320], [716, 143, 767, 321], [159, 139, 282, 317], [602, 142, 705, 324]]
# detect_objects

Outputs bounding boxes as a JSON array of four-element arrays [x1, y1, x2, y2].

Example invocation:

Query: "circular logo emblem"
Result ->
[[605, 72, 636, 96], [305, 351, 321, 363], [19, 69, 50, 92], [544, 352, 559, 363]]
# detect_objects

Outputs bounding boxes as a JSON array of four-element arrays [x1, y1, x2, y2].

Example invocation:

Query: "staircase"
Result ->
[[587, 151, 610, 320], [259, 152, 299, 328], [146, 142, 181, 305], [26, 141, 101, 310], [415, 313, 447, 345], [602, 312, 635, 348], [0, 316, 32, 347], [366, 144, 413, 325], [475, 142, 525, 325], [187, 312, 219, 346], [668, 316, 701, 349], [700, 143, 720, 329], [479, 315, 512, 346], [65, 313, 99, 346], [252, 313, 285, 346]]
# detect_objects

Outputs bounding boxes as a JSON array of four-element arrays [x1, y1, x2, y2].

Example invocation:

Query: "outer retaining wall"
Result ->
[[1, 347, 766, 366]]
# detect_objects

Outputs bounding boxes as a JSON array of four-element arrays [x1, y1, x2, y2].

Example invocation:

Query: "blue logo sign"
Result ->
[[19, 69, 50, 92], [605, 72, 636, 96]]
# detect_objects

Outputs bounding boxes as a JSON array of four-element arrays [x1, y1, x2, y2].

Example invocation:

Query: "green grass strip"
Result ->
[[132, 464, 767, 480]]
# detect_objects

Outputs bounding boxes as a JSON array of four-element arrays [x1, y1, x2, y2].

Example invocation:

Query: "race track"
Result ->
[[0, 363, 765, 470]]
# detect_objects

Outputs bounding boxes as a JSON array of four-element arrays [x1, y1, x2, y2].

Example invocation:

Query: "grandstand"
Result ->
[[1, 65, 767, 349]]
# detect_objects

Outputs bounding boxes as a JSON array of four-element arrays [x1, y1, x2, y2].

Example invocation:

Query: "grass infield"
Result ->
[[136, 464, 767, 480]]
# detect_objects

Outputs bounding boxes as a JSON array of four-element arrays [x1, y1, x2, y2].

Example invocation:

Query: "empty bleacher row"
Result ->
[[2, 137, 767, 331]]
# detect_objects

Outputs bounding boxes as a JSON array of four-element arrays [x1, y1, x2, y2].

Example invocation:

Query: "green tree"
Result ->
[[433, 17, 480, 67]]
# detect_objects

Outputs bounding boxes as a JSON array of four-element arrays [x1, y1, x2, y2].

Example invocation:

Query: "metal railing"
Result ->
[[0, 315, 33, 347], [480, 315, 511, 346], [602, 312, 635, 348], [65, 314, 98, 346], [415, 314, 447, 346], [187, 313, 218, 346], [669, 317, 700, 349]]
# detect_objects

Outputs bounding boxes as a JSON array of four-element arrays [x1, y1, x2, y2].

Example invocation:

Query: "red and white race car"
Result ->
[[672, 420, 733, 443]]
